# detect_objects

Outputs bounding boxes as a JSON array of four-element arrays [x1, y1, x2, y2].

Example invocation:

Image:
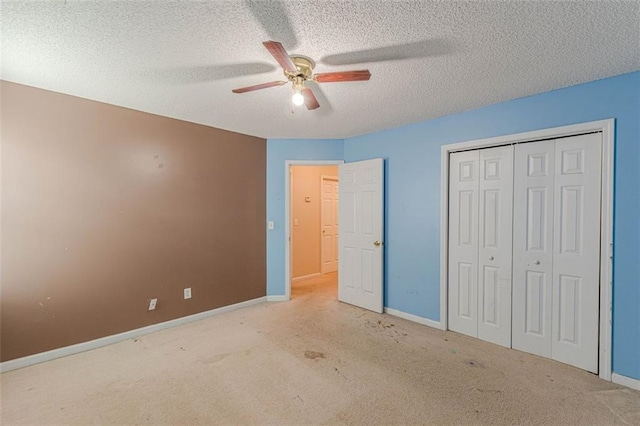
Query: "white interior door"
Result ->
[[512, 140, 556, 358], [448, 147, 513, 345], [321, 177, 339, 274], [551, 133, 601, 373], [513, 134, 601, 373], [338, 158, 384, 313], [477, 146, 514, 347], [448, 150, 479, 337]]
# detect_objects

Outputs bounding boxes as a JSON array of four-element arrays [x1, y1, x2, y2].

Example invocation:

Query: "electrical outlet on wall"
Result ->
[[148, 298, 157, 311], [184, 288, 192, 299]]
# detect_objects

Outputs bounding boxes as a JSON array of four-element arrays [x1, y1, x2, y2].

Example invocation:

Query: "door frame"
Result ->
[[320, 175, 339, 274], [439, 119, 615, 381], [285, 160, 344, 301]]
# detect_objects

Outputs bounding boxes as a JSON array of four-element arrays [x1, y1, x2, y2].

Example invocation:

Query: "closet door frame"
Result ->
[[439, 119, 614, 381]]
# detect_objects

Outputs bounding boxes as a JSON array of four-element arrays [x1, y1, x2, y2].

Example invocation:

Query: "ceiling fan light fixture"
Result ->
[[292, 90, 304, 106]]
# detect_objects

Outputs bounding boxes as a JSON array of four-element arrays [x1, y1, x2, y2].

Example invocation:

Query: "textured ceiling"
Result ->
[[2, 1, 639, 139]]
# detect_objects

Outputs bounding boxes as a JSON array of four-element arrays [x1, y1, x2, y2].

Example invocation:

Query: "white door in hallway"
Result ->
[[321, 177, 339, 274], [512, 133, 602, 373], [338, 158, 384, 313]]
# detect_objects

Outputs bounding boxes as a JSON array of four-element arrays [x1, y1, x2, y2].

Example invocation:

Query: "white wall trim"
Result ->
[[284, 160, 344, 301], [384, 307, 444, 330], [598, 119, 615, 382], [0, 296, 267, 373], [266, 295, 288, 302], [292, 272, 321, 283], [612, 373, 640, 391], [440, 119, 615, 381]]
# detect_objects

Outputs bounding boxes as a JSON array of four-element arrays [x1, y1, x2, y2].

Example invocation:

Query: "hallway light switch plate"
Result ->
[[268, 221, 274, 230], [148, 298, 157, 311], [184, 288, 192, 299]]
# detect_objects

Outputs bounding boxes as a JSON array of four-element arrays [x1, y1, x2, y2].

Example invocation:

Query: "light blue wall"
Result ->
[[343, 71, 640, 380], [265, 72, 640, 380], [266, 139, 344, 296]]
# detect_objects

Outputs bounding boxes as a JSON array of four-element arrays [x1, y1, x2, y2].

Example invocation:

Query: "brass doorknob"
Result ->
[[373, 241, 381, 247]]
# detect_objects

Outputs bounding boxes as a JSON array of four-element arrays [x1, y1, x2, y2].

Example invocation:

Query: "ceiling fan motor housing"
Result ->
[[285, 56, 315, 81]]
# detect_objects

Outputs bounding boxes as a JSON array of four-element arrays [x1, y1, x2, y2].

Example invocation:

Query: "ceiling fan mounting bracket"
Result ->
[[284, 56, 316, 81]]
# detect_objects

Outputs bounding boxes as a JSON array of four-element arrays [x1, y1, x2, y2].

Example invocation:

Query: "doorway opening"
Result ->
[[285, 161, 342, 300]]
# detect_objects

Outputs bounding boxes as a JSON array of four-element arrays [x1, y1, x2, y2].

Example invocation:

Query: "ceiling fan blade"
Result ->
[[302, 87, 320, 110], [263, 40, 297, 73], [232, 80, 287, 94], [314, 70, 371, 83]]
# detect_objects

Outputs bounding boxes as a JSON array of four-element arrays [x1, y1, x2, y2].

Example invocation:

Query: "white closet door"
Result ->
[[448, 150, 479, 338], [513, 134, 601, 372], [551, 133, 601, 373], [513, 141, 556, 358], [477, 146, 514, 347]]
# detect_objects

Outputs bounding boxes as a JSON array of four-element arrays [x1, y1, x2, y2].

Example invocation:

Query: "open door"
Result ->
[[338, 158, 384, 313]]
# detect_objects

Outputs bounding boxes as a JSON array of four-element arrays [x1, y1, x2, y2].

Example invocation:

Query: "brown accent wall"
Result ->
[[0, 81, 266, 362]]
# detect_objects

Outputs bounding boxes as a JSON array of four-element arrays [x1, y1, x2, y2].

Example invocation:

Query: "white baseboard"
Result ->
[[291, 272, 321, 283], [612, 373, 640, 391], [384, 307, 445, 330], [0, 296, 267, 374], [266, 295, 288, 302]]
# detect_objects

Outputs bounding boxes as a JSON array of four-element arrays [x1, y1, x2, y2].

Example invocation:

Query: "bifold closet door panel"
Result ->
[[448, 150, 479, 338], [512, 141, 555, 358], [477, 145, 514, 347], [551, 133, 601, 373]]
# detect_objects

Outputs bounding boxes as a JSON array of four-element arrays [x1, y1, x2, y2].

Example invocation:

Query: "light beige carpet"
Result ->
[[1, 272, 639, 425]]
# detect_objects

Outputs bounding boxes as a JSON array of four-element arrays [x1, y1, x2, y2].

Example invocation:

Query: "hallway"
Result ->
[[291, 271, 337, 300]]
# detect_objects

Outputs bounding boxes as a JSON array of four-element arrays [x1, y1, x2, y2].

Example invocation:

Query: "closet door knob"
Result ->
[[489, 256, 494, 260], [534, 260, 540, 265]]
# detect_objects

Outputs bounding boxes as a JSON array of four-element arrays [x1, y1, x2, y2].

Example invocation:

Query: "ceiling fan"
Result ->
[[232, 41, 371, 110]]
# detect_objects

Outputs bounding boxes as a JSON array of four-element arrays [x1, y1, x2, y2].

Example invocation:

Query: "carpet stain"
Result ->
[[364, 319, 396, 330], [477, 388, 502, 393], [304, 350, 325, 360], [334, 367, 348, 380], [465, 359, 486, 368]]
